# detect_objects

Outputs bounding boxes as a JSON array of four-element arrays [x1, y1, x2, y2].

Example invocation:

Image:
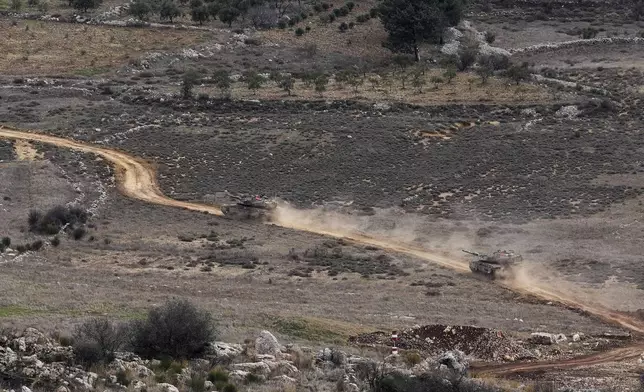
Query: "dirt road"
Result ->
[[1, 125, 642, 376], [0, 126, 224, 216], [472, 343, 644, 376]]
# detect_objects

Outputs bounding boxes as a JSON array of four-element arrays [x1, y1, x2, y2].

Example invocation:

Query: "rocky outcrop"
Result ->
[[529, 332, 557, 345], [255, 330, 282, 356], [0, 327, 531, 392], [437, 350, 468, 375], [0, 328, 158, 392], [528, 332, 569, 345]]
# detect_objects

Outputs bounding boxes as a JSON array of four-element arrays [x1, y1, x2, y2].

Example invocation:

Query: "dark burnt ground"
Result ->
[[471, 0, 634, 25], [0, 140, 14, 162], [14, 94, 641, 223]]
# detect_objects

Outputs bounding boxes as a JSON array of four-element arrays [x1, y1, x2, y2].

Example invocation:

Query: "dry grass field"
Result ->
[[0, 20, 212, 75], [197, 71, 555, 105]]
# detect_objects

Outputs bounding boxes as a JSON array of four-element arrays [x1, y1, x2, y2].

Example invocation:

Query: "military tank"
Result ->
[[220, 194, 277, 221], [462, 249, 522, 280]]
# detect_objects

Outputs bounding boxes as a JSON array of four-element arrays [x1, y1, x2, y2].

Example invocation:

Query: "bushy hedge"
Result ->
[[29, 205, 88, 235], [129, 299, 215, 359]]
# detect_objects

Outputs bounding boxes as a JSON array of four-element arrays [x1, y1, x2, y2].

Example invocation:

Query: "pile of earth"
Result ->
[[349, 324, 534, 362]]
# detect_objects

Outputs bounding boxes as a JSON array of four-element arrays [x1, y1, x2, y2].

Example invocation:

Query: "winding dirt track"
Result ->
[[1, 125, 642, 376]]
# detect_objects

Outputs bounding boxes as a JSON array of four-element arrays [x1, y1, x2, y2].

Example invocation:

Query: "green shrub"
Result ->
[[189, 372, 207, 392], [73, 318, 126, 367], [346, 1, 354, 10], [222, 384, 237, 392], [30, 239, 43, 251], [116, 369, 132, 386], [339, 21, 348, 32], [484, 31, 495, 43], [403, 350, 422, 366], [29, 205, 88, 235], [73, 341, 104, 367], [356, 13, 370, 22], [2, 237, 11, 248], [245, 373, 262, 383], [182, 69, 200, 99], [129, 299, 214, 359], [580, 27, 599, 39], [277, 19, 286, 28], [72, 227, 86, 240], [208, 368, 229, 383], [51, 236, 60, 247], [295, 27, 305, 36]]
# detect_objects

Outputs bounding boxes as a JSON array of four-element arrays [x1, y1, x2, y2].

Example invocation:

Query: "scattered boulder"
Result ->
[[255, 330, 281, 356], [233, 361, 272, 375], [158, 383, 180, 392], [437, 350, 468, 375], [272, 374, 297, 384], [229, 369, 250, 381], [554, 334, 568, 344], [264, 360, 299, 376], [529, 332, 556, 345], [555, 105, 581, 118]]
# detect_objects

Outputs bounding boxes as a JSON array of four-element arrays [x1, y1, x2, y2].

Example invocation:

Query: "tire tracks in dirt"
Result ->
[[1, 125, 642, 377]]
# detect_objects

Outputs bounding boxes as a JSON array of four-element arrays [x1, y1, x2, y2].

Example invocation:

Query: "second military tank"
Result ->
[[462, 249, 522, 280]]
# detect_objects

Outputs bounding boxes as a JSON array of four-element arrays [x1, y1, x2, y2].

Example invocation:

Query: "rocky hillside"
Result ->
[[0, 327, 500, 392]]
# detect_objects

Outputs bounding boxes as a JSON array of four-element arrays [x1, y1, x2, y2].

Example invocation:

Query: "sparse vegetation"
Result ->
[[28, 205, 88, 236], [73, 318, 126, 366], [159, 0, 181, 22], [129, 0, 153, 20], [129, 299, 214, 359], [484, 31, 496, 44], [182, 69, 201, 99], [71, 0, 101, 12], [378, 0, 464, 61], [506, 63, 531, 85]]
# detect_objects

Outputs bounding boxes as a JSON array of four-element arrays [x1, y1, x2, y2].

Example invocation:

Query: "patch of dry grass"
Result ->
[[197, 69, 554, 105], [0, 20, 212, 75], [260, 15, 389, 60]]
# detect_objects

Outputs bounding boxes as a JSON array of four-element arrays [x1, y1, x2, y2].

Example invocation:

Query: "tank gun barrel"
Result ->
[[461, 249, 482, 256]]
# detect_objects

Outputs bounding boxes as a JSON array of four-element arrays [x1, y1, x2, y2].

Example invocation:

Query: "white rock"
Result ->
[[529, 332, 556, 345], [132, 380, 147, 391], [158, 383, 180, 392], [233, 362, 271, 375], [229, 369, 250, 381], [373, 102, 391, 111], [255, 330, 281, 356], [263, 360, 299, 376], [21, 387, 33, 392], [16, 337, 26, 352], [555, 105, 581, 118], [272, 374, 297, 384], [572, 333, 581, 342], [204, 380, 214, 390], [554, 334, 568, 344]]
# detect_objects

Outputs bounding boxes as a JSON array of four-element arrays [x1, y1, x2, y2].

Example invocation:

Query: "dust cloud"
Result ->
[[272, 203, 644, 334]]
